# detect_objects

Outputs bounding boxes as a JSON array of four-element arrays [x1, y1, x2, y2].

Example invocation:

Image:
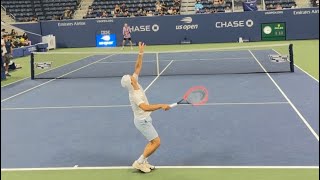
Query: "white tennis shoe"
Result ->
[[144, 161, 155, 170], [132, 161, 151, 173]]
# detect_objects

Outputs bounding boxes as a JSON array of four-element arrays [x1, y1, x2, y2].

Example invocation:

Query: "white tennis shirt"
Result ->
[[128, 74, 151, 120]]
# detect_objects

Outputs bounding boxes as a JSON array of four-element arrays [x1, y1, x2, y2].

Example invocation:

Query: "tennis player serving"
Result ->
[[121, 42, 170, 173], [122, 23, 133, 50]]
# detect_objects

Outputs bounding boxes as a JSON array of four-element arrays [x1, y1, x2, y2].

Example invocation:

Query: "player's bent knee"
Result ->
[[151, 137, 161, 147]]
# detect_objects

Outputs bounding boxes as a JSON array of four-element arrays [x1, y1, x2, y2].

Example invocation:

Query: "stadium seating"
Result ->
[[264, 0, 297, 10], [83, 0, 181, 19], [199, 0, 233, 13], [310, 0, 319, 7], [1, 0, 81, 22]]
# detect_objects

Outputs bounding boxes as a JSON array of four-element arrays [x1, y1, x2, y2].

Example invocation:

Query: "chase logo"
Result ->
[[101, 35, 111, 41], [180, 17, 192, 24], [215, 19, 254, 28]]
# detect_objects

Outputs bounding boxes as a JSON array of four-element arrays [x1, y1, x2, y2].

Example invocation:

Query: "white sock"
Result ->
[[144, 157, 148, 163], [137, 155, 145, 164]]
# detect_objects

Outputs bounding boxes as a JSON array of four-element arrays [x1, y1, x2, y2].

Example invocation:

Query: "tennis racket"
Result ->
[[169, 86, 209, 108]]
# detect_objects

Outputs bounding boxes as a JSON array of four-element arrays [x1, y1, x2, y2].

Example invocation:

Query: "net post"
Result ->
[[289, 44, 294, 72], [30, 52, 35, 79], [156, 52, 159, 75]]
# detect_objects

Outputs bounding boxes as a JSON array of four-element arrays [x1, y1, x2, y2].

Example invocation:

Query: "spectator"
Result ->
[[31, 16, 38, 22], [174, 0, 181, 10], [136, 8, 143, 16], [147, 11, 153, 16], [96, 8, 103, 17], [8, 60, 22, 71], [168, 7, 174, 15], [100, 11, 108, 18], [2, 35, 13, 77], [155, 1, 162, 12], [130, 13, 135, 17], [161, 1, 168, 13], [275, 3, 283, 9], [124, 10, 130, 17], [195, 1, 204, 13], [143, 10, 148, 16], [219, 0, 225, 5], [114, 4, 121, 16], [194, 0, 203, 13], [1, 35, 6, 58], [11, 36, 20, 47], [21, 33, 31, 46], [225, 6, 232, 12], [204, 8, 211, 13], [88, 6, 93, 13], [10, 29, 18, 36], [23, 17, 29, 22], [63, 7, 71, 19], [120, 3, 128, 13], [53, 15, 60, 20], [213, 0, 220, 5], [1, 29, 8, 37], [173, 8, 178, 14], [138, 3, 144, 11]]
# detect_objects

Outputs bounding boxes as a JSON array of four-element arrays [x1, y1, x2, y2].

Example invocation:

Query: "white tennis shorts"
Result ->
[[134, 116, 159, 141]]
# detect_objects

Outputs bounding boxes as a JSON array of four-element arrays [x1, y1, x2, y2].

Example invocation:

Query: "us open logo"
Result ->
[[176, 17, 199, 30], [101, 35, 111, 41], [180, 17, 193, 24]]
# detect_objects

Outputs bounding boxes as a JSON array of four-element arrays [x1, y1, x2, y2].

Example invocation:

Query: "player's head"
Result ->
[[121, 74, 138, 92], [124, 23, 128, 27], [121, 74, 131, 90]]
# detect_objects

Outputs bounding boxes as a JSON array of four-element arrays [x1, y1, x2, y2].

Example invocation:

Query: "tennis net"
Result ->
[[30, 44, 294, 79]]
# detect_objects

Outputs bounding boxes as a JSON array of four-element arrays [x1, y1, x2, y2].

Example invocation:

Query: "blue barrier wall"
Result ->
[[13, 8, 319, 48], [12, 45, 37, 58]]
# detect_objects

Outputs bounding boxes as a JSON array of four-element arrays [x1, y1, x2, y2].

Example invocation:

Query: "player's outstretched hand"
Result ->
[[139, 42, 145, 54], [161, 104, 171, 111]]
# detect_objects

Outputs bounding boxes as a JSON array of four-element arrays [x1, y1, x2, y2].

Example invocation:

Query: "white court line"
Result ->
[[1, 166, 318, 171], [144, 60, 174, 92], [272, 49, 319, 83], [249, 50, 319, 141], [165, 57, 252, 61], [96, 57, 253, 64], [1, 102, 289, 111], [156, 52, 160, 75], [1, 54, 115, 103], [97, 60, 155, 63]]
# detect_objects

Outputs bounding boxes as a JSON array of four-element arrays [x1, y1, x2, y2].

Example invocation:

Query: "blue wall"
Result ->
[[13, 8, 319, 48]]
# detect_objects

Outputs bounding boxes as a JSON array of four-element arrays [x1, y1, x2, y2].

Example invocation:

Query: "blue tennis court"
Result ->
[[1, 48, 318, 169]]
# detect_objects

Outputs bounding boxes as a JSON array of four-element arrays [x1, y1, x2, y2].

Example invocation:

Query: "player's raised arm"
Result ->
[[134, 42, 145, 76]]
